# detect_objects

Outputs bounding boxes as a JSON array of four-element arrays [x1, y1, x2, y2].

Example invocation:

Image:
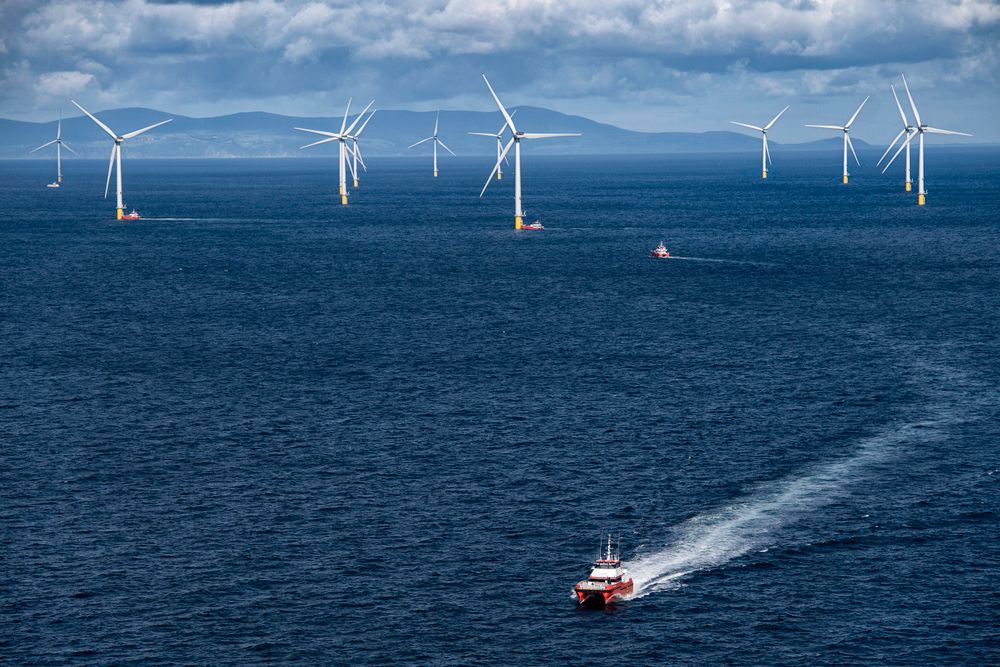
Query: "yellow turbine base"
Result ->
[[843, 175, 849, 184], [353, 179, 359, 188], [497, 172, 502, 181], [762, 171, 767, 179], [434, 170, 438, 178], [116, 208, 123, 220], [918, 194, 926, 206], [341, 194, 348, 206], [58, 176, 62, 183], [905, 182, 912, 192], [515, 216, 522, 230]]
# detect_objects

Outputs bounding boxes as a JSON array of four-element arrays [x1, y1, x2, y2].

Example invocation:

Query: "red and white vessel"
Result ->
[[650, 242, 670, 259], [121, 209, 141, 221], [521, 219, 544, 230], [574, 535, 634, 608]]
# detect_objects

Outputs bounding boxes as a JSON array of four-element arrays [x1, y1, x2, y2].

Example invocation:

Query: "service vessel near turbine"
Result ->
[[574, 535, 634, 608], [72, 100, 172, 219], [479, 74, 580, 230], [881, 73, 972, 206]]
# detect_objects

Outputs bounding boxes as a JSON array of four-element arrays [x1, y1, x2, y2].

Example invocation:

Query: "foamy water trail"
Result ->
[[669, 256, 776, 267], [625, 410, 958, 598]]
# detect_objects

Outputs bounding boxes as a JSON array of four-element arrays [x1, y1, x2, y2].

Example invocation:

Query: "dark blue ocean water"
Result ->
[[2, 150, 999, 665]]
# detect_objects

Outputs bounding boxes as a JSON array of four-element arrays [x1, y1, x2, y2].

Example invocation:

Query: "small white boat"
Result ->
[[46, 182, 60, 188]]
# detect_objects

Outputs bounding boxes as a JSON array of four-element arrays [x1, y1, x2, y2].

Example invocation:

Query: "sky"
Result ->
[[1, 0, 998, 143]]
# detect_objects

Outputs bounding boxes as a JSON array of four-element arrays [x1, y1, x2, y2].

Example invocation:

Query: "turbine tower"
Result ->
[[30, 110, 78, 187], [730, 105, 789, 179], [881, 74, 972, 206], [72, 100, 172, 220], [805, 96, 869, 184], [876, 85, 916, 192], [349, 110, 376, 189], [469, 111, 516, 181], [295, 98, 375, 205], [479, 75, 580, 230], [409, 112, 454, 177]]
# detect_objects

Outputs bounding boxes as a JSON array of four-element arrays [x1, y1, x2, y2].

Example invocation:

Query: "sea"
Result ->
[[1, 150, 998, 665]]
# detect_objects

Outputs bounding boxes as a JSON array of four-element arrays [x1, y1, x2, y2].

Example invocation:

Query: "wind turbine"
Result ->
[[881, 74, 972, 206], [479, 75, 580, 230], [468, 110, 516, 181], [30, 110, 78, 188], [876, 85, 916, 192], [730, 105, 789, 179], [349, 110, 376, 189], [295, 98, 375, 205], [409, 111, 454, 177], [72, 100, 172, 220], [805, 96, 869, 184]]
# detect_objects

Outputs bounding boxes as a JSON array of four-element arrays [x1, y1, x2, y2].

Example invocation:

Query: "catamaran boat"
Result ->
[[574, 535, 634, 608], [121, 209, 141, 221], [650, 242, 670, 259], [521, 219, 544, 230]]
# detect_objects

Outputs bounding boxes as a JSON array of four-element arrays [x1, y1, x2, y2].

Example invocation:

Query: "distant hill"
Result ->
[[2, 106, 880, 158]]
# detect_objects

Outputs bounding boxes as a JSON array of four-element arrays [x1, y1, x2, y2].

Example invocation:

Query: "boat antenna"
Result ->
[[616, 534, 621, 561]]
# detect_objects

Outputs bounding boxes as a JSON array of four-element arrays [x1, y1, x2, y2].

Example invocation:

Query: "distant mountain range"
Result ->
[[0, 105, 912, 159]]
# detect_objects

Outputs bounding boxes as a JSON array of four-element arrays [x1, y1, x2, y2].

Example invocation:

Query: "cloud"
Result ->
[[0, 0, 997, 140]]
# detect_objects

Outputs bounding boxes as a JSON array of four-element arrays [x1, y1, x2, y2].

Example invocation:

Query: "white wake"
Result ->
[[625, 413, 955, 598]]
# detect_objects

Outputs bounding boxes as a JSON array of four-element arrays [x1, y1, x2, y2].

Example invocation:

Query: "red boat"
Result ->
[[574, 535, 634, 608], [521, 219, 544, 230], [121, 209, 141, 221], [650, 242, 670, 259]]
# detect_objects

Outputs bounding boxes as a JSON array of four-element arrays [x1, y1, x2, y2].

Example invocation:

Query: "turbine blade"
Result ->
[[105, 144, 116, 199], [845, 96, 869, 129], [295, 127, 341, 138], [122, 118, 172, 139], [345, 144, 357, 180], [481, 74, 517, 135], [355, 109, 377, 137], [730, 121, 764, 131], [877, 129, 906, 166], [521, 133, 581, 139], [847, 134, 861, 166], [57, 114, 62, 140], [300, 136, 339, 149], [408, 136, 434, 149], [61, 142, 79, 156], [763, 105, 789, 131], [901, 73, 921, 128], [72, 100, 118, 140], [804, 124, 844, 130], [340, 97, 352, 135], [355, 143, 367, 172], [891, 85, 909, 128], [501, 139, 509, 165], [436, 138, 456, 156], [30, 139, 57, 153], [433, 111, 439, 137], [882, 131, 915, 173], [344, 100, 375, 136], [923, 127, 973, 137], [480, 137, 515, 197], [467, 132, 498, 137]]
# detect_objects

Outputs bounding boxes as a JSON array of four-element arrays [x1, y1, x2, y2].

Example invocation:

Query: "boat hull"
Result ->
[[575, 580, 633, 607]]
